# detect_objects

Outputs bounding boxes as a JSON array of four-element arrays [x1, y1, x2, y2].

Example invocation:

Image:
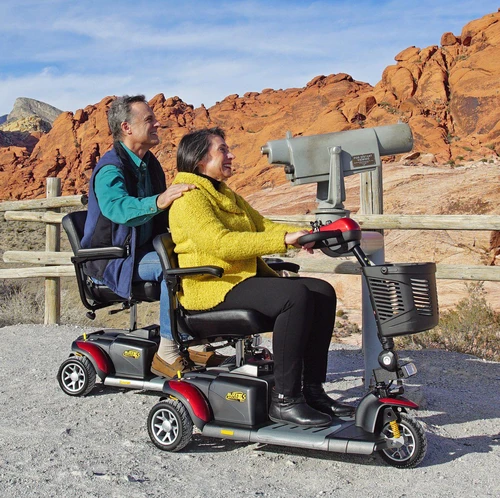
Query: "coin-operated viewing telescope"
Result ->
[[261, 123, 413, 221]]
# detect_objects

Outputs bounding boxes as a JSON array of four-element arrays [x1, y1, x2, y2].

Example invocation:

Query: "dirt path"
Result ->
[[0, 324, 499, 497]]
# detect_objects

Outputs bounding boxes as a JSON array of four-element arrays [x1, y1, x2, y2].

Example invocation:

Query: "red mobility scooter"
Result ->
[[145, 217, 438, 468]]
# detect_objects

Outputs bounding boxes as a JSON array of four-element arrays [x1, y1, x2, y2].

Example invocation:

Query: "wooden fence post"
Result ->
[[360, 167, 383, 223], [45, 178, 61, 324]]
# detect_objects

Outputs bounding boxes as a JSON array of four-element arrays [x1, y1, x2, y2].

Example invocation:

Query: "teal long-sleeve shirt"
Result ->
[[94, 143, 162, 247]]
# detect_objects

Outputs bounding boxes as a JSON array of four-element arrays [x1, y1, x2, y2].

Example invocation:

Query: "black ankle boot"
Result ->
[[269, 391, 332, 427], [303, 383, 354, 417]]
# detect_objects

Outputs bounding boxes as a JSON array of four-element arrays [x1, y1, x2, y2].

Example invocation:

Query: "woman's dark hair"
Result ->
[[177, 127, 226, 173], [107, 95, 147, 141]]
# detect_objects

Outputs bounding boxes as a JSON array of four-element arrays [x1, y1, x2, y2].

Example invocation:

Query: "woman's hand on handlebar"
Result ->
[[285, 230, 315, 254]]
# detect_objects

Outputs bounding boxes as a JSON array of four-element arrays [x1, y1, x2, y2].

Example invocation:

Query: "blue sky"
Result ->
[[0, 0, 498, 117]]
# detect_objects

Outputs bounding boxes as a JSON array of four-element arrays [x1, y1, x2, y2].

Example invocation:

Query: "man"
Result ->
[[81, 94, 223, 377]]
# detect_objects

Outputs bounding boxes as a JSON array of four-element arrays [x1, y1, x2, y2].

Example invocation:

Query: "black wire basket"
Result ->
[[362, 262, 439, 338]]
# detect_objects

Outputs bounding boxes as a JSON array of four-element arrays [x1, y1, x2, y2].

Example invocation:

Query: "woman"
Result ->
[[168, 127, 352, 427]]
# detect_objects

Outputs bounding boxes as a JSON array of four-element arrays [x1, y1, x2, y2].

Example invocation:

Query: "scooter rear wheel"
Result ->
[[379, 412, 427, 468], [57, 356, 96, 397], [147, 399, 193, 452]]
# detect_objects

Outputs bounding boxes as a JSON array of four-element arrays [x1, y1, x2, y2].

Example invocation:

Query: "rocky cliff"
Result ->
[[3, 97, 62, 127], [0, 10, 499, 201]]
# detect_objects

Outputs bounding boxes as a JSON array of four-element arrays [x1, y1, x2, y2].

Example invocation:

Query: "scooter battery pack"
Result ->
[[110, 336, 158, 379], [208, 374, 269, 427]]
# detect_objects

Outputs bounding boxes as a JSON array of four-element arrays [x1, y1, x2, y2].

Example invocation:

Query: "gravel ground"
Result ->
[[0, 324, 499, 498]]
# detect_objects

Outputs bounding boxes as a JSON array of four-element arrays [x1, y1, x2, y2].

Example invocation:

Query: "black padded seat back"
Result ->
[[62, 212, 160, 312], [153, 232, 178, 272], [153, 231, 274, 342], [62, 210, 87, 255]]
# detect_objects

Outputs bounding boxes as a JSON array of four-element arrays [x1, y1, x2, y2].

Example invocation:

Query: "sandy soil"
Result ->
[[0, 324, 499, 498]]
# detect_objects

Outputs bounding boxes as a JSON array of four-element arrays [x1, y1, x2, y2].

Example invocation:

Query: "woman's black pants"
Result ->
[[210, 276, 337, 396]]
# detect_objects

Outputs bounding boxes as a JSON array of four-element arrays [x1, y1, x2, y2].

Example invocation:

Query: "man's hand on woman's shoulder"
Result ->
[[157, 183, 197, 210]]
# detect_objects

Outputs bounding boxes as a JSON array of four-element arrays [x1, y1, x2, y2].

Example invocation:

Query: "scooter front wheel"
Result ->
[[147, 399, 193, 452], [379, 412, 427, 468], [57, 356, 96, 397]]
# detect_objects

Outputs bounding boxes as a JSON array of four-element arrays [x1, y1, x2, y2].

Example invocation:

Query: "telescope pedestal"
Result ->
[[360, 232, 385, 389]]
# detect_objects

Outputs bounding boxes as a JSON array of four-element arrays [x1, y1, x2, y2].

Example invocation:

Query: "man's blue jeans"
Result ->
[[132, 248, 172, 340]]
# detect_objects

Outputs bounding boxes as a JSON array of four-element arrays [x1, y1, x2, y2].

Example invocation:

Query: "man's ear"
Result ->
[[121, 121, 132, 136]]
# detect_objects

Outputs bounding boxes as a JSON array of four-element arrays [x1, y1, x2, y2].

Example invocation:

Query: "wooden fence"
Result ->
[[0, 174, 499, 325], [0, 178, 87, 324]]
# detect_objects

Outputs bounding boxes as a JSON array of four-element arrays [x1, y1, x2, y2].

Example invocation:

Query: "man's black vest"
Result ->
[[81, 141, 168, 298]]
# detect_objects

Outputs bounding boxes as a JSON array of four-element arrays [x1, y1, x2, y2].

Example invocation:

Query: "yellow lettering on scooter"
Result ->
[[119, 380, 131, 385], [123, 350, 141, 359], [221, 429, 234, 436], [225, 392, 247, 402]]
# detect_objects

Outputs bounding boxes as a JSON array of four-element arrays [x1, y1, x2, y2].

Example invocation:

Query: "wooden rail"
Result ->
[[0, 194, 87, 212], [274, 256, 500, 281], [269, 214, 500, 231]]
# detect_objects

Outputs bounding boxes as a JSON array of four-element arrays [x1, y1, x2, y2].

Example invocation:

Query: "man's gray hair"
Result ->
[[107, 95, 147, 141]]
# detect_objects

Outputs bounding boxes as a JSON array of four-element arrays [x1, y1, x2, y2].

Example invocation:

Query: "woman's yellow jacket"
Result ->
[[169, 172, 305, 310]]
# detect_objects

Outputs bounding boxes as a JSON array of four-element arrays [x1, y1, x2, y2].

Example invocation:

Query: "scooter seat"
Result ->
[[183, 309, 274, 339], [89, 280, 161, 304]]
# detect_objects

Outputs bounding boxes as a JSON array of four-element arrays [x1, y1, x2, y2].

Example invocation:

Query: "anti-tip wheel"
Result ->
[[57, 355, 96, 397], [147, 399, 193, 452], [379, 412, 427, 468]]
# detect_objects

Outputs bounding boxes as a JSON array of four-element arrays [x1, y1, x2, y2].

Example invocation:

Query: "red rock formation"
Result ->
[[0, 9, 499, 200], [490, 231, 500, 266]]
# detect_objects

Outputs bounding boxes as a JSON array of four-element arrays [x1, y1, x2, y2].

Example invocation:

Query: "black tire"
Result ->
[[57, 356, 96, 397], [379, 412, 427, 468], [147, 399, 193, 452]]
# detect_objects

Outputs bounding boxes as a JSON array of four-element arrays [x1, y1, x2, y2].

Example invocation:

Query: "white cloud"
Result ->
[[0, 71, 133, 115], [0, 0, 499, 115]]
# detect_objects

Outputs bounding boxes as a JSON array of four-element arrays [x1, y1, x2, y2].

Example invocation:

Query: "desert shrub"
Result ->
[[334, 313, 361, 338], [396, 282, 500, 361], [59, 277, 160, 329], [0, 279, 45, 326], [0, 277, 158, 330]]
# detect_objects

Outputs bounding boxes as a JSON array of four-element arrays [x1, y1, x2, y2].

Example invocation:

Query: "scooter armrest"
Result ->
[[72, 246, 128, 263], [164, 265, 224, 278], [264, 257, 300, 273]]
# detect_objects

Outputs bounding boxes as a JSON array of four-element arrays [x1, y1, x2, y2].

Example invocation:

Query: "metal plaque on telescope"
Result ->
[[352, 153, 376, 168]]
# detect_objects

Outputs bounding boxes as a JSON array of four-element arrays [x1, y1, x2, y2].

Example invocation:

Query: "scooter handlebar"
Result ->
[[297, 230, 342, 249]]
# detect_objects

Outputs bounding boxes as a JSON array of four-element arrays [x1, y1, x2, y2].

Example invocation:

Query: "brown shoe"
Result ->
[[188, 348, 229, 367], [151, 353, 196, 378]]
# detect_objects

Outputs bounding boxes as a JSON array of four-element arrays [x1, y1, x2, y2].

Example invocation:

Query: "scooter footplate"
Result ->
[[202, 421, 386, 455]]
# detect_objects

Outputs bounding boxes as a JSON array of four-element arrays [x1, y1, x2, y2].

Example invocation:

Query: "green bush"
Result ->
[[396, 282, 500, 361]]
